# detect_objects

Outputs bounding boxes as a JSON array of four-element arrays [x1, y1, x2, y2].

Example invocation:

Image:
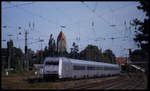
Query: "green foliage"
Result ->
[[43, 46, 49, 58], [48, 34, 57, 57], [70, 42, 79, 59], [15, 57, 23, 73], [130, 1, 149, 73], [130, 49, 148, 62], [131, 1, 149, 52], [79, 45, 116, 64], [80, 45, 102, 61], [9, 46, 24, 70], [27, 48, 35, 69], [53, 40, 57, 56], [103, 49, 116, 64]]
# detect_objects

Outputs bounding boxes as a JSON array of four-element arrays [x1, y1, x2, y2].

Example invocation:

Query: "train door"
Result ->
[[64, 59, 72, 78], [60, 58, 72, 78]]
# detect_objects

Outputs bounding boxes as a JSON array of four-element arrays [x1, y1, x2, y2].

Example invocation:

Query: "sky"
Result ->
[[1, 1, 146, 57]]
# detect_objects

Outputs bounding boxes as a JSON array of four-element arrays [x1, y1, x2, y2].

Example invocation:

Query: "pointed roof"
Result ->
[[57, 31, 66, 43]]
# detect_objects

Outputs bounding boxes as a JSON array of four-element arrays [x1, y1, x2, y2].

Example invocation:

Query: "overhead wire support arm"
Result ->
[[81, 1, 117, 31]]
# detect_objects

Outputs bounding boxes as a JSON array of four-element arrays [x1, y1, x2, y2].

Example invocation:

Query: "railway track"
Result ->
[[63, 73, 147, 90], [63, 75, 124, 89]]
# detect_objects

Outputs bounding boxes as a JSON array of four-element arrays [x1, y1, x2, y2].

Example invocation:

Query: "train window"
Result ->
[[95, 66, 103, 70], [104, 66, 119, 70], [73, 65, 85, 70], [112, 67, 118, 70], [45, 61, 59, 65], [87, 66, 95, 70], [104, 66, 112, 70]]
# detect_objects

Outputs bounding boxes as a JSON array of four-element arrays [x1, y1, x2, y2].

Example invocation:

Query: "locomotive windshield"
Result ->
[[45, 61, 59, 65]]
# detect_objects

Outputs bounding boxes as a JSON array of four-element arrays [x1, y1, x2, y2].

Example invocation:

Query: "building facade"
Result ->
[[57, 31, 66, 56]]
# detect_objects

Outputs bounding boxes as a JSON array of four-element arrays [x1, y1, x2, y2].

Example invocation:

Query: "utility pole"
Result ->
[[39, 38, 44, 51], [7, 35, 13, 71], [39, 38, 44, 63], [24, 30, 29, 72], [8, 43, 11, 70], [2, 40, 6, 70]]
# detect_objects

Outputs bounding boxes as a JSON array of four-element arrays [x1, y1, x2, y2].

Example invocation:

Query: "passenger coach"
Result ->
[[43, 57, 120, 79]]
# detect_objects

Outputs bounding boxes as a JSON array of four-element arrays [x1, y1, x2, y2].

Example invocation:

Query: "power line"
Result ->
[[2, 2, 34, 9], [81, 2, 135, 46], [81, 1, 137, 34], [108, 3, 136, 13], [4, 2, 95, 35], [2, 25, 22, 30], [6, 2, 65, 46], [81, 2, 120, 33], [81, 2, 110, 24], [7, 2, 61, 28]]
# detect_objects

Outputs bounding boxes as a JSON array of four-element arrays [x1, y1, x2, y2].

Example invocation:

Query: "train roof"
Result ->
[[44, 57, 118, 67], [68, 58, 118, 66]]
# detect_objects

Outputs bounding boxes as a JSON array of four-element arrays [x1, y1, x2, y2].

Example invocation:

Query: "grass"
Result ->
[[2, 71, 106, 89]]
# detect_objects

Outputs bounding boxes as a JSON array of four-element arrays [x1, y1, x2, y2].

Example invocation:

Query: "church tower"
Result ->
[[57, 31, 66, 56]]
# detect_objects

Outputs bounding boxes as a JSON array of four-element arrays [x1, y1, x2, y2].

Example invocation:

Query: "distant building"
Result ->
[[57, 31, 66, 56], [116, 57, 127, 64]]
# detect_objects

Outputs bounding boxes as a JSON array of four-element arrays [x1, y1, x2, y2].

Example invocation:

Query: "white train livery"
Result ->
[[43, 57, 120, 79]]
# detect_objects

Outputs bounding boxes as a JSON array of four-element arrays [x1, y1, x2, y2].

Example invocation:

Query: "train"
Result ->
[[43, 57, 120, 80]]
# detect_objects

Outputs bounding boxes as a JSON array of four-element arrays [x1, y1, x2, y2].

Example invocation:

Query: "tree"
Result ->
[[70, 42, 79, 59], [130, 1, 149, 72], [7, 40, 24, 72], [14, 47, 24, 72], [7, 40, 13, 69], [43, 46, 49, 58], [53, 40, 57, 56], [79, 45, 103, 61], [131, 1, 149, 52], [48, 34, 53, 56], [48, 34, 57, 57], [27, 48, 35, 70], [130, 49, 148, 62], [15, 57, 23, 73], [103, 49, 116, 64], [130, 49, 148, 72]]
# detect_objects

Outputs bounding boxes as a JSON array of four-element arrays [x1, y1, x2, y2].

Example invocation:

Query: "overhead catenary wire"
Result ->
[[81, 1, 122, 36], [82, 2, 135, 46], [4, 2, 59, 48], [3, 2, 76, 40], [81, 1, 137, 34], [2, 2, 34, 9], [81, 2, 112, 25], [6, 2, 75, 42], [7, 2, 61, 28]]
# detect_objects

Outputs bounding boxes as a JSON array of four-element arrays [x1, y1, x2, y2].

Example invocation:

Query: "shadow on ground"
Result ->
[[27, 77, 58, 83], [27, 75, 119, 84]]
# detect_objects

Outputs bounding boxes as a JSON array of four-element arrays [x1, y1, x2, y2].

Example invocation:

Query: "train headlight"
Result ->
[[121, 63, 125, 66]]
